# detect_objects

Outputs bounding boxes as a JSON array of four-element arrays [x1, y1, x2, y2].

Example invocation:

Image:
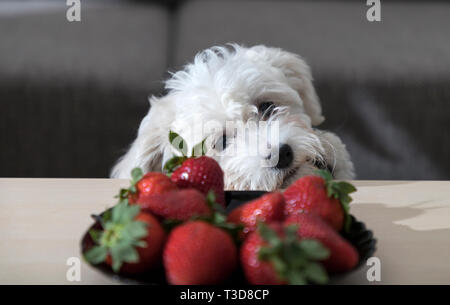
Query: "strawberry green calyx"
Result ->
[[83, 201, 148, 272], [191, 191, 243, 242], [205, 191, 226, 215], [116, 167, 144, 203], [258, 223, 330, 285], [159, 191, 242, 240], [163, 156, 187, 175], [169, 130, 188, 157], [207, 192, 243, 242], [315, 169, 357, 232], [163, 131, 188, 174], [163, 131, 207, 174]]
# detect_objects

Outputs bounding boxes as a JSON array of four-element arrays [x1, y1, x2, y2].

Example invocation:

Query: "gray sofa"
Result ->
[[1, 0, 449, 179]]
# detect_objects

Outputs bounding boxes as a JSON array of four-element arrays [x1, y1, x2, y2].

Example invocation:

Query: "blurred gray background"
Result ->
[[1, 0, 449, 179]]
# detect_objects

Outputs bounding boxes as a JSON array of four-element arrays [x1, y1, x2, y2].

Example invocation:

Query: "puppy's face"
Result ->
[[112, 45, 354, 189]]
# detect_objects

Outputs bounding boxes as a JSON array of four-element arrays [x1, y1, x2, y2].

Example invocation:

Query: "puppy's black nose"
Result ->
[[276, 144, 293, 169]]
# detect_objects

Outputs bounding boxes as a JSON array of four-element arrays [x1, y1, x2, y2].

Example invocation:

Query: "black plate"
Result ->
[[81, 190, 377, 284]]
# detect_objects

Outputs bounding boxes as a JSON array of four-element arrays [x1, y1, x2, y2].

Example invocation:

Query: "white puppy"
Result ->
[[111, 44, 354, 190]]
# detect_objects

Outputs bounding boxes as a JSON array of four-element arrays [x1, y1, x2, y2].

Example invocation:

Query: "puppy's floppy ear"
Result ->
[[110, 95, 175, 178], [247, 45, 324, 126]]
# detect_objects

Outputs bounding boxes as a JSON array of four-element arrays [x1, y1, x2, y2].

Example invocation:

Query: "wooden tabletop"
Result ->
[[0, 179, 449, 284]]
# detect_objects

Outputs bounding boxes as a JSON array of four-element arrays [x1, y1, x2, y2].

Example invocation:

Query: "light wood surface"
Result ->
[[0, 179, 449, 284]]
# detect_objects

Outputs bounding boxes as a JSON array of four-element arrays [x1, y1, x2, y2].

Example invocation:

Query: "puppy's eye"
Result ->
[[313, 159, 327, 170], [310, 158, 334, 174], [258, 101, 275, 119], [213, 134, 227, 151]]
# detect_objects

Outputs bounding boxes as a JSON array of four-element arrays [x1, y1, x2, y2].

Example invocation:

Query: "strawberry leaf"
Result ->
[[206, 191, 226, 214], [163, 156, 187, 174], [164, 131, 209, 174], [116, 188, 129, 200], [316, 169, 333, 182], [269, 255, 288, 275], [112, 201, 139, 224], [314, 169, 357, 233], [258, 222, 282, 248], [84, 246, 108, 265], [83, 203, 149, 273], [115, 167, 145, 204], [286, 270, 307, 285], [169, 131, 188, 156], [89, 229, 102, 243], [120, 246, 139, 263], [298, 239, 330, 260], [133, 240, 147, 248], [190, 191, 243, 242], [302, 262, 328, 284], [192, 138, 207, 157], [257, 222, 330, 285], [110, 246, 123, 272], [110, 242, 140, 272], [121, 221, 148, 240], [131, 168, 143, 184], [335, 181, 357, 194]]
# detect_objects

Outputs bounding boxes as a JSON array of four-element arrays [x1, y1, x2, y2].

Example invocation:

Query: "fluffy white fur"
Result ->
[[111, 44, 354, 190]]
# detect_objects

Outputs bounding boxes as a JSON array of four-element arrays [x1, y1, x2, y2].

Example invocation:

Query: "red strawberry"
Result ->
[[170, 156, 225, 207], [283, 170, 356, 231], [137, 189, 212, 221], [128, 171, 177, 204], [84, 202, 166, 274], [285, 213, 359, 273], [163, 221, 238, 284], [241, 222, 330, 285], [227, 192, 285, 238]]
